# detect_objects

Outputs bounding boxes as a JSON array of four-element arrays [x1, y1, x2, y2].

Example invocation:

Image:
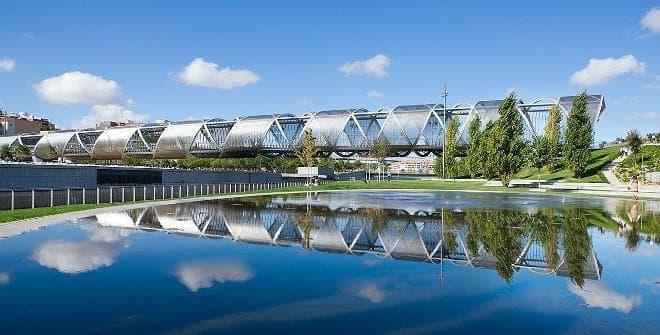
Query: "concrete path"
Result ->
[[601, 155, 626, 189]]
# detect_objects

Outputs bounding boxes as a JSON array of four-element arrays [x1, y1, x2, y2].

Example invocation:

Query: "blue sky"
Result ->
[[0, 1, 658, 141]]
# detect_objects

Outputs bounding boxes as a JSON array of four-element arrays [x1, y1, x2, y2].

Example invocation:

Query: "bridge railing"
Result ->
[[0, 180, 328, 211]]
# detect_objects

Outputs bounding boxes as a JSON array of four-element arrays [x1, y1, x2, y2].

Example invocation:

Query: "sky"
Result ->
[[0, 0, 658, 142]]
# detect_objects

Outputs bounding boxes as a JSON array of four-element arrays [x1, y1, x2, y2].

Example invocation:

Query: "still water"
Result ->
[[0, 191, 658, 334]]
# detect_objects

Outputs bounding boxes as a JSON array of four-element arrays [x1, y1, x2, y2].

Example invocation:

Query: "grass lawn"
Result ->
[[515, 146, 620, 183]]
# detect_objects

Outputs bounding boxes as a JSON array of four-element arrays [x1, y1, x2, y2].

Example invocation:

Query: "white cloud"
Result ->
[[174, 260, 254, 292], [0, 58, 15, 72], [625, 112, 660, 122], [641, 7, 660, 34], [367, 90, 383, 98], [570, 55, 646, 87], [33, 240, 117, 274], [35, 71, 121, 105], [569, 281, 642, 314], [356, 283, 386, 303], [643, 75, 660, 91], [73, 104, 149, 129], [0, 272, 9, 284], [178, 58, 261, 90], [339, 54, 391, 78]]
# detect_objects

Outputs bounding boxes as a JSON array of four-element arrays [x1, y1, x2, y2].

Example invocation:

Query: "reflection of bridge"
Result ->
[[1, 95, 605, 159], [90, 200, 602, 280]]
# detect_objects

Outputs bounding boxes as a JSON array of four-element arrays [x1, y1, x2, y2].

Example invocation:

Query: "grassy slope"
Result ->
[[614, 145, 660, 182], [516, 146, 620, 183]]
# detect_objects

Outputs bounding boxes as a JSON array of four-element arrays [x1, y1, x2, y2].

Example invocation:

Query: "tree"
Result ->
[[625, 130, 642, 164], [41, 145, 59, 162], [295, 129, 318, 184], [544, 105, 562, 171], [13, 144, 32, 162], [371, 137, 390, 182], [527, 136, 550, 188], [465, 115, 482, 178], [564, 92, 593, 178], [444, 118, 459, 179], [0, 145, 10, 160], [480, 120, 498, 180], [493, 92, 526, 187]]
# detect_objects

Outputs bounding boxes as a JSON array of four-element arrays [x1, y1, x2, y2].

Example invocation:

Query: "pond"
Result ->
[[0, 191, 658, 334]]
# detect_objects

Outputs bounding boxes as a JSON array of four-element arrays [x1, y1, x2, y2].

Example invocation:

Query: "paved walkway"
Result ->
[[601, 155, 626, 189]]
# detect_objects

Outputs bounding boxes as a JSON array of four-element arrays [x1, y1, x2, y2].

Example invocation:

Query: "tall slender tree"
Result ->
[[465, 115, 482, 178], [371, 137, 390, 182], [544, 105, 562, 171], [625, 130, 642, 164], [435, 118, 459, 179], [528, 136, 550, 188], [295, 129, 319, 184], [564, 92, 593, 178], [480, 120, 497, 180], [493, 92, 526, 187]]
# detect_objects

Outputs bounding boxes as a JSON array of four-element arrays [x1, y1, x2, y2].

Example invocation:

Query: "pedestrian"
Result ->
[[627, 174, 639, 200], [387, 170, 392, 181]]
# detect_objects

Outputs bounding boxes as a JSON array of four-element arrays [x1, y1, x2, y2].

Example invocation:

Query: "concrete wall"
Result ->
[[1, 163, 284, 190]]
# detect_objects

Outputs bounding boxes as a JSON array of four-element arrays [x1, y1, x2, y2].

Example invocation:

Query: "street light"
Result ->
[[441, 84, 448, 180]]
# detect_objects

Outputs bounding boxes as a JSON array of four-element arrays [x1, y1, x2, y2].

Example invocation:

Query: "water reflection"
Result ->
[[73, 191, 660, 286]]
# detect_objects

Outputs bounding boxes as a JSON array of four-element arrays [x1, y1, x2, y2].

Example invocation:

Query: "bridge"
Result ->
[[1, 95, 605, 160], [87, 198, 603, 282]]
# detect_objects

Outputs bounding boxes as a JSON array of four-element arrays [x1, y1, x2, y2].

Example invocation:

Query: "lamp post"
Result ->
[[441, 84, 448, 180]]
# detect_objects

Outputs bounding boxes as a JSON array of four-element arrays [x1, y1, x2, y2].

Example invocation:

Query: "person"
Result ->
[[387, 170, 392, 181], [627, 174, 639, 200]]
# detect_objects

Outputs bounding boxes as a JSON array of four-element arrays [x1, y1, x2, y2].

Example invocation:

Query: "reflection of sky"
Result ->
[[0, 191, 657, 334]]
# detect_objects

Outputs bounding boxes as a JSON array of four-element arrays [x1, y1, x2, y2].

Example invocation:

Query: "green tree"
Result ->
[[625, 130, 642, 164], [371, 137, 390, 181], [544, 105, 562, 171], [13, 144, 32, 162], [561, 208, 591, 288], [480, 120, 498, 180], [465, 115, 482, 178], [41, 145, 59, 162], [0, 144, 10, 160], [564, 92, 593, 178], [493, 92, 526, 187], [434, 118, 459, 179], [527, 136, 550, 188], [295, 129, 319, 168]]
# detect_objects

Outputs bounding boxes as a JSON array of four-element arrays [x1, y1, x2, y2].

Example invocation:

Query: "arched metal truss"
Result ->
[[3, 95, 605, 160], [89, 200, 602, 281]]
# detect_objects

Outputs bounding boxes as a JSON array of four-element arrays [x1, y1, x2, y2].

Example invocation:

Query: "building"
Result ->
[[0, 110, 56, 136], [389, 159, 436, 174]]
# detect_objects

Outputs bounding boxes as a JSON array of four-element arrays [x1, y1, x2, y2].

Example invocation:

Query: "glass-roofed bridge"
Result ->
[[0, 95, 605, 160]]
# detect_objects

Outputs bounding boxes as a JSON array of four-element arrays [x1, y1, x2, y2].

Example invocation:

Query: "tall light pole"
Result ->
[[441, 84, 448, 180]]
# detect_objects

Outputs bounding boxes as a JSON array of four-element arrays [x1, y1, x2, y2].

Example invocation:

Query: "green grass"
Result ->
[[516, 146, 620, 183]]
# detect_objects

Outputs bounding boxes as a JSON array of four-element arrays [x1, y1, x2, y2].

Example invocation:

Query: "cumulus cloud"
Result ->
[[178, 58, 260, 90], [356, 283, 386, 303], [0, 272, 9, 284], [641, 7, 660, 34], [33, 240, 117, 274], [569, 281, 642, 313], [366, 90, 383, 98], [73, 104, 149, 129], [35, 71, 122, 105], [174, 260, 254, 292], [570, 55, 646, 87], [0, 58, 15, 72], [339, 54, 391, 78]]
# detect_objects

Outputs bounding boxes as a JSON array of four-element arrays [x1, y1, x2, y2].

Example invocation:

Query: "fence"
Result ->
[[0, 180, 325, 211]]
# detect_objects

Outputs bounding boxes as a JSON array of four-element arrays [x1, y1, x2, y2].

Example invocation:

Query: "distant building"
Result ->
[[389, 159, 435, 174], [0, 110, 56, 136], [96, 120, 145, 129]]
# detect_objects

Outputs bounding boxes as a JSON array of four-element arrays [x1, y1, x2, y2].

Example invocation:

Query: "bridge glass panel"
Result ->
[[153, 121, 204, 159]]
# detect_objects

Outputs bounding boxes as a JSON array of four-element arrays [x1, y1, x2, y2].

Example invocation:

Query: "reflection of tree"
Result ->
[[562, 208, 591, 288], [442, 210, 459, 254], [297, 210, 316, 249], [528, 210, 560, 270], [465, 210, 481, 257], [363, 208, 388, 235], [479, 211, 523, 284]]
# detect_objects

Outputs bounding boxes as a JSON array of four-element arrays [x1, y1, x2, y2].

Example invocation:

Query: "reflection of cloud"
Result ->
[[174, 261, 254, 292], [83, 224, 132, 244], [569, 281, 641, 313], [357, 284, 386, 303], [0, 272, 9, 284], [33, 241, 117, 274], [362, 257, 382, 267]]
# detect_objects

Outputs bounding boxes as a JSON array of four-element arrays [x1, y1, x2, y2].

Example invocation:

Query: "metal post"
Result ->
[[162, 185, 165, 199], [97, 187, 100, 204], [82, 188, 86, 204], [153, 185, 156, 200], [143, 186, 146, 200], [442, 83, 448, 181], [32, 189, 35, 209], [179, 185, 182, 198], [133, 186, 136, 202], [67, 188, 70, 206], [110, 187, 113, 204], [122, 187, 125, 202], [171, 185, 173, 199], [50, 189, 54, 207], [11, 190, 14, 210]]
